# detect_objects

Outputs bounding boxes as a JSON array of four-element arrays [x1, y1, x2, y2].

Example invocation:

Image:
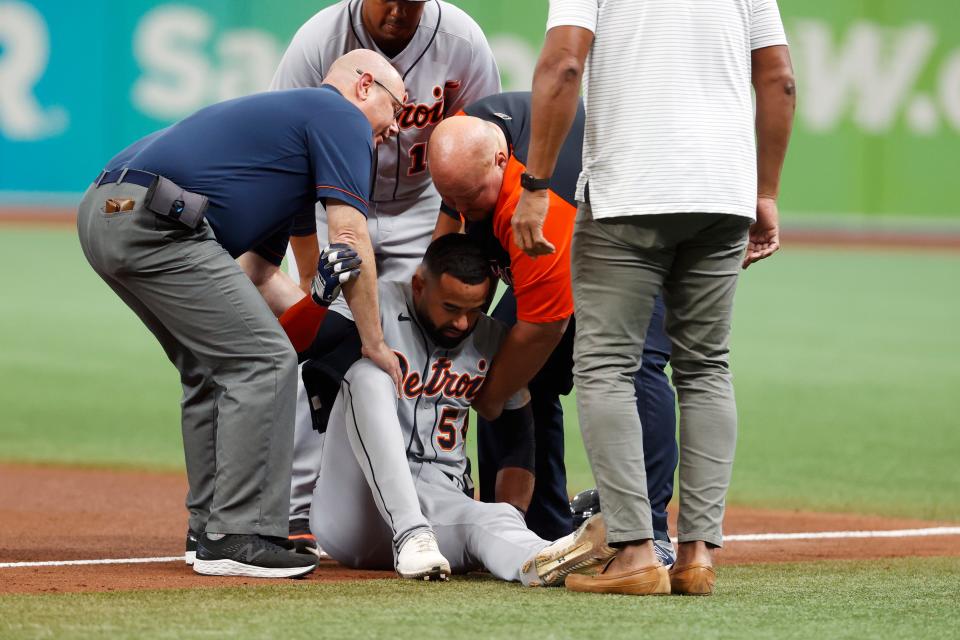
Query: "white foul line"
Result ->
[[0, 556, 183, 569], [2, 527, 959, 569], [721, 527, 960, 543]]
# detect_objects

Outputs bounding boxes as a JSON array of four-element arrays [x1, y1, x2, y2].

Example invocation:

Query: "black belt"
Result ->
[[94, 169, 158, 189]]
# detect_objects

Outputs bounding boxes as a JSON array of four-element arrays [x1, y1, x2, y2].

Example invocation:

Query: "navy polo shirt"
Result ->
[[105, 86, 373, 264]]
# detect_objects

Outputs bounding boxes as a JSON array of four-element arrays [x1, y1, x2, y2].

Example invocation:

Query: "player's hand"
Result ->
[[743, 197, 781, 269], [362, 340, 402, 397], [311, 243, 362, 306], [511, 190, 555, 257]]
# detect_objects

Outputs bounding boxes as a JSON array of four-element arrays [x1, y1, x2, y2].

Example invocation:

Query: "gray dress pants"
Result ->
[[76, 180, 297, 537], [571, 205, 750, 548]]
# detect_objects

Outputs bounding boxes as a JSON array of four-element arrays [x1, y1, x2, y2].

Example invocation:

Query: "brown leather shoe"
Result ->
[[669, 564, 716, 595], [565, 560, 670, 595]]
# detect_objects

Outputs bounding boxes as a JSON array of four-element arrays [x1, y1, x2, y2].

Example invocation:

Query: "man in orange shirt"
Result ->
[[429, 93, 677, 558]]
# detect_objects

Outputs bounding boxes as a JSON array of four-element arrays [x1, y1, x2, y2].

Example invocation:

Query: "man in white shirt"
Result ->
[[511, 0, 796, 595]]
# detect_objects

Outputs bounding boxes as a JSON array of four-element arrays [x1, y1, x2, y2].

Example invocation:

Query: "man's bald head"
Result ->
[[428, 116, 509, 221], [324, 50, 405, 146], [326, 49, 403, 96]]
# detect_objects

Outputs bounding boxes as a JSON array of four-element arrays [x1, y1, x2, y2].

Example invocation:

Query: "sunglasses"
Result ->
[[356, 69, 404, 120]]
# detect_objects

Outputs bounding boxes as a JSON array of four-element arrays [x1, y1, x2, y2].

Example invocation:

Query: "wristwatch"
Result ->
[[520, 172, 550, 192]]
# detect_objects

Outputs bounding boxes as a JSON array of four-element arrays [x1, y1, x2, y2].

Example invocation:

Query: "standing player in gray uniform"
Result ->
[[311, 234, 615, 583], [271, 0, 502, 543]]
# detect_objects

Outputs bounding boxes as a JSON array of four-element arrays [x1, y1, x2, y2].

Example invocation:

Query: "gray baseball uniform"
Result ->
[[271, 0, 502, 524], [271, 0, 501, 283], [311, 281, 549, 583]]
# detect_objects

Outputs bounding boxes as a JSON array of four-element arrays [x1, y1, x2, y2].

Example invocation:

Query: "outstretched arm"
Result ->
[[511, 25, 593, 257], [327, 200, 401, 391], [290, 234, 322, 295], [472, 318, 567, 421], [746, 44, 795, 269], [237, 251, 304, 316]]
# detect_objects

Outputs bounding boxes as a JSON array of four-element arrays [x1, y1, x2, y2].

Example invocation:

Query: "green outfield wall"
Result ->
[[0, 0, 957, 222]]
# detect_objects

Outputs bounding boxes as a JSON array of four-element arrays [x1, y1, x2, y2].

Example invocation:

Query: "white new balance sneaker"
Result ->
[[395, 531, 451, 581]]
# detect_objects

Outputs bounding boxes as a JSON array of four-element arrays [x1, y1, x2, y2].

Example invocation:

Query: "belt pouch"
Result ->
[[145, 175, 208, 229]]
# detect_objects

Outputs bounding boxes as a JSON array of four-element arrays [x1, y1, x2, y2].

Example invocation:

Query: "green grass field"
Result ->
[[2, 558, 959, 640], [2, 228, 958, 518], [1, 227, 958, 639]]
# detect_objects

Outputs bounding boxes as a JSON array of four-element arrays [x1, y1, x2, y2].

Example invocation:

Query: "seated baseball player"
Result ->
[[303, 234, 614, 584]]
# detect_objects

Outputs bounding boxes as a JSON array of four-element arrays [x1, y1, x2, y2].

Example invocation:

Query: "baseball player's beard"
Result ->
[[415, 309, 475, 350]]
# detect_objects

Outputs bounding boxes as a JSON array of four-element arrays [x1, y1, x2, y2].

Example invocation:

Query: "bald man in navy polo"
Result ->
[[77, 50, 404, 579]]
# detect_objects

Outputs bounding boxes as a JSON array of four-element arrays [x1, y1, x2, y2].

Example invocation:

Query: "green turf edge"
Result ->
[[2, 230, 959, 519], [1, 557, 958, 640]]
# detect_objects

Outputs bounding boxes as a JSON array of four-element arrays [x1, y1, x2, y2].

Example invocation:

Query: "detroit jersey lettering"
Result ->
[[377, 281, 528, 484], [271, 0, 501, 202]]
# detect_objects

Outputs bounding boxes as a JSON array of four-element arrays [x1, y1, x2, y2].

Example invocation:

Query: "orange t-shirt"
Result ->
[[490, 156, 576, 324]]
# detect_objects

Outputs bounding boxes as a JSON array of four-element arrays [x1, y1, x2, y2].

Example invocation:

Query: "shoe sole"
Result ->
[[397, 564, 450, 581], [523, 516, 614, 587], [184, 551, 196, 566], [193, 558, 317, 579]]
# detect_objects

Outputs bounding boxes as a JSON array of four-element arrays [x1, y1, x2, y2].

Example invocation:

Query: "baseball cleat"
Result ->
[[289, 533, 330, 560], [184, 529, 199, 565], [193, 533, 318, 579], [653, 539, 676, 569], [523, 513, 616, 587], [395, 531, 450, 581], [569, 488, 601, 529], [288, 518, 330, 560]]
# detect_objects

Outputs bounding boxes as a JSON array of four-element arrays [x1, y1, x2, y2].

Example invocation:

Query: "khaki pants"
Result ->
[[571, 205, 750, 547], [76, 181, 297, 537]]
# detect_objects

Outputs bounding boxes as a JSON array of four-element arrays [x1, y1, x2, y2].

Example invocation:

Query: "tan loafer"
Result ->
[[565, 560, 671, 595], [669, 563, 716, 595]]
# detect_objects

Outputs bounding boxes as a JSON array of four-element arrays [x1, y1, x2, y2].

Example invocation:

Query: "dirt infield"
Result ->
[[0, 208, 76, 228], [1, 464, 957, 595]]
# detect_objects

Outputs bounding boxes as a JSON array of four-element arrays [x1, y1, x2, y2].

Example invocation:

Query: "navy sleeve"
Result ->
[[306, 110, 374, 216]]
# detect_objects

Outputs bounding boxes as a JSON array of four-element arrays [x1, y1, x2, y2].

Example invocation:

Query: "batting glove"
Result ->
[[311, 243, 362, 306]]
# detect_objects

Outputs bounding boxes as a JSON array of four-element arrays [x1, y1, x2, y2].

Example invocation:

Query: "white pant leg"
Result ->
[[416, 464, 550, 584], [311, 389, 393, 569], [373, 188, 441, 283], [312, 360, 432, 567], [285, 202, 360, 524], [289, 190, 439, 527]]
